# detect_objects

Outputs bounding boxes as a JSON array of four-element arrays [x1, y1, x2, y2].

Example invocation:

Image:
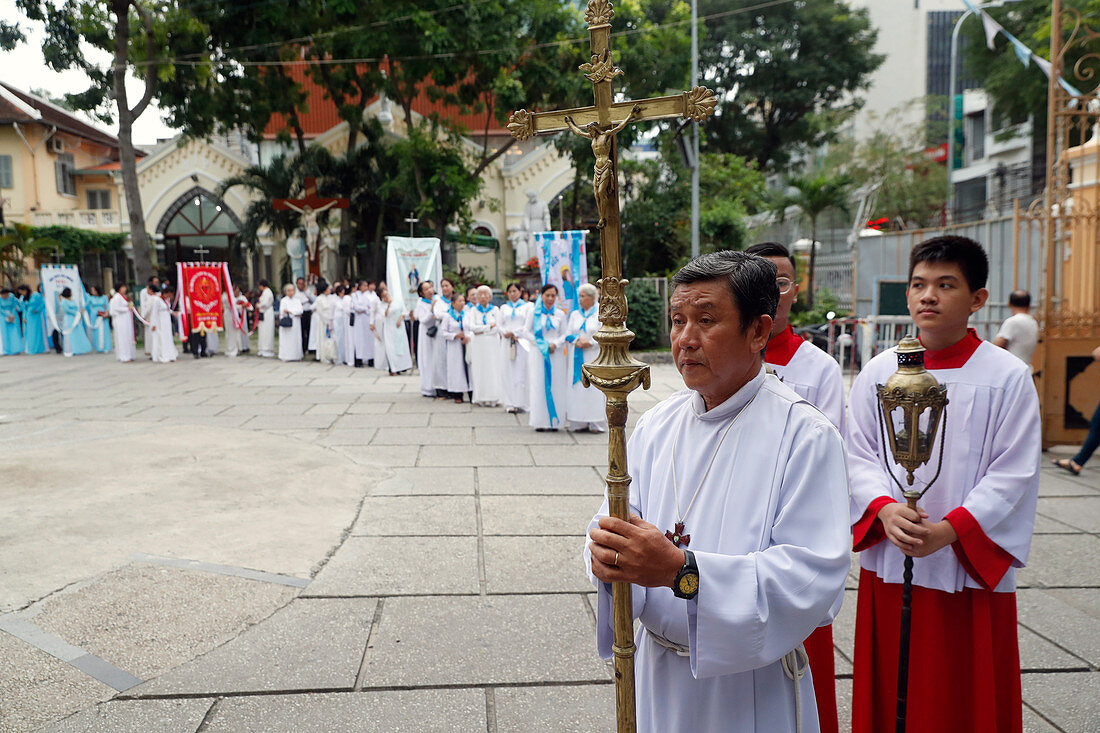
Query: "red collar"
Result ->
[[920, 328, 982, 369], [765, 325, 803, 367]]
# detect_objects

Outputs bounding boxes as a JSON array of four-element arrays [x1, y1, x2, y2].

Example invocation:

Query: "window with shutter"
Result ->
[[55, 153, 76, 196], [0, 155, 12, 188], [86, 189, 111, 209]]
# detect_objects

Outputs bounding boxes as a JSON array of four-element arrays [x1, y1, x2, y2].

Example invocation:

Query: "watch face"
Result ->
[[678, 572, 699, 597]]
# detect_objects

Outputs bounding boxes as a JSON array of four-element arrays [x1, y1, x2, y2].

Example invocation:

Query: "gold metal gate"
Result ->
[[1029, 0, 1100, 448]]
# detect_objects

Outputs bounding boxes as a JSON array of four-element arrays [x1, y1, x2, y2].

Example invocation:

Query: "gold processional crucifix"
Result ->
[[506, 2, 717, 731]]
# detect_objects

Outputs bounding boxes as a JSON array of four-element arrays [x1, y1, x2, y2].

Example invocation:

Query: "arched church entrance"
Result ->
[[156, 187, 243, 279]]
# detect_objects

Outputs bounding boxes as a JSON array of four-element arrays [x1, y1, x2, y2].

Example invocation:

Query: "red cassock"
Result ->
[[766, 325, 846, 733], [846, 331, 1040, 733]]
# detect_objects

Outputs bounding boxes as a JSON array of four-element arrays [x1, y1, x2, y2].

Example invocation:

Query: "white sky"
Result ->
[[0, 8, 180, 147]]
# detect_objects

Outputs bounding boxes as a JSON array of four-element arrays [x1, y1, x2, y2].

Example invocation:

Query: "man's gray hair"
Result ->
[[578, 283, 598, 299], [671, 250, 779, 331]]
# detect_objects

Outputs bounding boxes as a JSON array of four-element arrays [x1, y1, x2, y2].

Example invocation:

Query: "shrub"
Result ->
[[627, 280, 664, 351]]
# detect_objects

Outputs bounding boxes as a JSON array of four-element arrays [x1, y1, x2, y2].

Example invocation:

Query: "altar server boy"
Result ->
[[847, 236, 1040, 732]]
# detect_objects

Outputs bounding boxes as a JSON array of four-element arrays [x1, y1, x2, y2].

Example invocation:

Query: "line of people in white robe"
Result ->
[[276, 279, 411, 373], [418, 280, 607, 432]]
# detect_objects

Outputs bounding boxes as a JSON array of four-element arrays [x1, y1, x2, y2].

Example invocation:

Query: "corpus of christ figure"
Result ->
[[273, 178, 349, 281]]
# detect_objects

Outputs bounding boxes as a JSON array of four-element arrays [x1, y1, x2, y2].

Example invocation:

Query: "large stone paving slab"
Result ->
[[418, 445, 534, 467], [479, 466, 605, 495], [494, 683, 615, 732], [475, 425, 577, 445], [371, 467, 476, 495], [0, 631, 115, 733], [1022, 671, 1100, 732], [530, 445, 611, 466], [430, 410, 523, 427], [206, 689, 487, 732], [38, 698, 214, 733], [131, 598, 376, 695], [361, 595, 610, 687], [1035, 496, 1100, 533], [1016, 588, 1100, 667], [481, 495, 603, 536], [1018, 535, 1100, 588], [27, 564, 296, 680], [352, 496, 477, 536], [308, 536, 479, 596], [484, 536, 591, 593], [371, 426, 472, 445]]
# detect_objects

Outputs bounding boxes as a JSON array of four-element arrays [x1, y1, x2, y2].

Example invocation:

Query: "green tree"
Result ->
[[0, 224, 59, 286], [699, 0, 883, 170], [774, 172, 852, 307], [824, 101, 948, 230], [12, 0, 210, 285]]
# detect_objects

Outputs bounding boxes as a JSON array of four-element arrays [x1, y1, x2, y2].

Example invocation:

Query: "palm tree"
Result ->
[[775, 172, 852, 307], [217, 153, 303, 257], [0, 224, 59, 287]]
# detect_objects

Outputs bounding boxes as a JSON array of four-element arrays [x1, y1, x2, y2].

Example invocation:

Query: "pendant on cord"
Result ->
[[665, 522, 690, 548]]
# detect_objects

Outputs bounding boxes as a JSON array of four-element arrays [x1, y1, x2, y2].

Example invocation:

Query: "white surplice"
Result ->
[[847, 339, 1040, 593], [147, 297, 178, 363], [235, 295, 251, 352], [584, 368, 851, 732], [382, 302, 412, 373], [109, 293, 136, 362], [439, 308, 468, 394], [465, 305, 502, 406], [413, 298, 437, 396], [765, 326, 845, 431], [497, 299, 531, 411], [221, 293, 240, 358], [277, 296, 303, 362], [257, 287, 276, 356], [565, 305, 606, 431], [520, 306, 568, 429], [350, 290, 374, 363]]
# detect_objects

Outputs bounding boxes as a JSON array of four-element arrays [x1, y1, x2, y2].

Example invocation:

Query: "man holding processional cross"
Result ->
[[504, 2, 851, 730]]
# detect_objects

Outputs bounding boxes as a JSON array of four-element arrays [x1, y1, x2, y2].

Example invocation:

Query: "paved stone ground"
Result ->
[[0, 350, 1096, 732]]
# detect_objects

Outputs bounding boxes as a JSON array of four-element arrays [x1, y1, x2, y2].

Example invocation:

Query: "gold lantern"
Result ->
[[876, 335, 949, 505]]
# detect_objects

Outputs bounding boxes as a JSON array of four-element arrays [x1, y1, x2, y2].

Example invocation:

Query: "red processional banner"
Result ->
[[176, 262, 241, 337]]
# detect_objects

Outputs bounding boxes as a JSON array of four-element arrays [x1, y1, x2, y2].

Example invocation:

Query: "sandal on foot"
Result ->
[[1053, 458, 1082, 475]]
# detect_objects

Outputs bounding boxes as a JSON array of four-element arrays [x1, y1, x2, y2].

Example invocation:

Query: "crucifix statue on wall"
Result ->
[[505, 2, 717, 731], [273, 178, 349, 282]]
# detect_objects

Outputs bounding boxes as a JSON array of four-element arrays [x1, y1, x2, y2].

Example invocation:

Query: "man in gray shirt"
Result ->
[[994, 290, 1039, 365]]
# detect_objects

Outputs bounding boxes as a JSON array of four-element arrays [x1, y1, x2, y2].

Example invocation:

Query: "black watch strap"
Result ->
[[673, 550, 699, 600]]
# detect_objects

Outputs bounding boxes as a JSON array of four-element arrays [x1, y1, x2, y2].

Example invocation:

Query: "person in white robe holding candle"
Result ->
[[564, 283, 606, 432], [498, 282, 531, 414], [439, 291, 469, 402], [520, 284, 568, 431], [584, 250, 850, 733], [256, 280, 276, 357], [108, 284, 137, 363], [331, 283, 349, 366], [369, 283, 389, 372], [465, 285, 502, 406], [278, 284, 304, 362], [413, 281, 438, 396]]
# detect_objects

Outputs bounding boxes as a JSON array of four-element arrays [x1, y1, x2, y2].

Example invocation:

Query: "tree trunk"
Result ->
[[112, 0, 154, 285], [807, 216, 817, 309], [338, 125, 359, 279]]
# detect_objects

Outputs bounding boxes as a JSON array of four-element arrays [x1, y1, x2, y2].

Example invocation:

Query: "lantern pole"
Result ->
[[875, 334, 949, 733]]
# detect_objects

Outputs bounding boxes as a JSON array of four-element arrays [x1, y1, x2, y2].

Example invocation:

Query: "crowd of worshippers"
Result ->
[[0, 273, 607, 433], [583, 238, 1044, 733]]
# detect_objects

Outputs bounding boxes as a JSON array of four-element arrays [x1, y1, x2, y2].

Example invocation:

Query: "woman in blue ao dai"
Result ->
[[19, 285, 49, 354], [85, 285, 112, 352], [59, 287, 93, 356], [0, 288, 24, 354]]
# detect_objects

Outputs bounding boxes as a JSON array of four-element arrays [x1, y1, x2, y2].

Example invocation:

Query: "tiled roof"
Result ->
[[0, 82, 121, 150], [262, 65, 508, 139]]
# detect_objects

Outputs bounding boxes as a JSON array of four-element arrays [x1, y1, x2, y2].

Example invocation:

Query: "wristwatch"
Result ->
[[672, 550, 699, 600]]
